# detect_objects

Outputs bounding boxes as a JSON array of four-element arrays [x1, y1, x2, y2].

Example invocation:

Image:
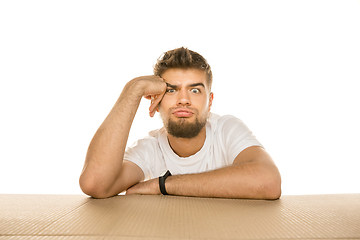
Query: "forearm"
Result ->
[[80, 79, 144, 196], [165, 161, 281, 199]]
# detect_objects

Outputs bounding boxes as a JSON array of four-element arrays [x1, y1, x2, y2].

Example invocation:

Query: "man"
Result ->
[[79, 47, 281, 199]]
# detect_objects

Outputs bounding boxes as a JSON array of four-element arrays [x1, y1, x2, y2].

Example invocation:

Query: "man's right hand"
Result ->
[[132, 75, 167, 117]]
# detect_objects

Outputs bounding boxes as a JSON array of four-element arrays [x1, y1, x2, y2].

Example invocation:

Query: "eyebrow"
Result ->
[[189, 83, 205, 88], [166, 82, 205, 89]]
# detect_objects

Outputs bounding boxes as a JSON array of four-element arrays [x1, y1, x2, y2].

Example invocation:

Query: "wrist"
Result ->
[[159, 170, 172, 195], [123, 78, 147, 99]]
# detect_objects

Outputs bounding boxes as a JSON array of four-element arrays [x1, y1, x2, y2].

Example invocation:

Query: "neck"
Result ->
[[167, 126, 206, 158]]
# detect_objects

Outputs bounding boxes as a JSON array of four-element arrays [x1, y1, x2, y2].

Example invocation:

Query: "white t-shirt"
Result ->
[[124, 113, 263, 180]]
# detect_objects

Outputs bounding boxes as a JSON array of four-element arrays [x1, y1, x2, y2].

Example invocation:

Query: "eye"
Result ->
[[190, 88, 200, 94], [166, 88, 175, 94]]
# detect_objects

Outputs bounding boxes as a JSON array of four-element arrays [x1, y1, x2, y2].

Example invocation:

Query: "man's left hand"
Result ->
[[125, 178, 161, 195]]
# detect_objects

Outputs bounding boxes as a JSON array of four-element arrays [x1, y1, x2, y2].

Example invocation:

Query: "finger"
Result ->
[[149, 106, 157, 117], [146, 95, 158, 117], [149, 93, 165, 116], [144, 95, 152, 100]]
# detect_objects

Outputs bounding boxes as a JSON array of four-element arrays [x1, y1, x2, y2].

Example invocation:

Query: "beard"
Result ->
[[166, 117, 207, 139]]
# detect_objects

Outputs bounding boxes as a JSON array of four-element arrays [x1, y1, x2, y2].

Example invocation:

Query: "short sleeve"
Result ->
[[123, 137, 156, 180], [218, 115, 263, 163]]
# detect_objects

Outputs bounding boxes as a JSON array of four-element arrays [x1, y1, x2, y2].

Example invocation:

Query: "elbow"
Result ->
[[263, 173, 282, 200], [79, 174, 114, 199], [265, 181, 282, 200]]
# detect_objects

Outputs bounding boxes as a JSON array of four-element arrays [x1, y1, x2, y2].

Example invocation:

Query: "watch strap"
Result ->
[[159, 170, 172, 195]]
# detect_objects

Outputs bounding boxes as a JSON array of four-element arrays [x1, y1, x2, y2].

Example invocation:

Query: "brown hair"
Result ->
[[153, 47, 213, 90]]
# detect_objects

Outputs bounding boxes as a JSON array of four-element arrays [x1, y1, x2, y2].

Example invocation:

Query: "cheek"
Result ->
[[158, 98, 170, 112], [159, 94, 175, 108], [198, 98, 210, 111]]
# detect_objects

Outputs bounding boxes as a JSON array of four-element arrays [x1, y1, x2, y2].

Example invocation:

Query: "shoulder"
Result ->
[[209, 112, 243, 123], [208, 113, 248, 132], [126, 127, 165, 154]]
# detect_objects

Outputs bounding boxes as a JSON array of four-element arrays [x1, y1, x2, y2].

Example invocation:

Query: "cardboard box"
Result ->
[[1, 194, 359, 239]]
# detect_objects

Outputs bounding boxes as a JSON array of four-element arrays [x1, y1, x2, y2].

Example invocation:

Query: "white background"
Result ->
[[1, 1, 359, 196]]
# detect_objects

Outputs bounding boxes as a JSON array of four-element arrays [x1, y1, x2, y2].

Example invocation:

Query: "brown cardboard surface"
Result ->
[[1, 194, 359, 239]]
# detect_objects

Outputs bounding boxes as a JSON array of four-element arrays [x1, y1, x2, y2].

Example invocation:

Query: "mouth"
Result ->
[[172, 108, 194, 118]]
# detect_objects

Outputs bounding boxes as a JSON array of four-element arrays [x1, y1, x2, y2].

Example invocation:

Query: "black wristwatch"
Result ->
[[159, 170, 172, 195]]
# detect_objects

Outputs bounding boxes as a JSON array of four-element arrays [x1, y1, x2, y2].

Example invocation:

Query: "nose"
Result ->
[[176, 89, 191, 106]]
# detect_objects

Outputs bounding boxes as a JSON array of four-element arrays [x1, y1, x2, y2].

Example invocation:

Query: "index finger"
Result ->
[[149, 92, 165, 117]]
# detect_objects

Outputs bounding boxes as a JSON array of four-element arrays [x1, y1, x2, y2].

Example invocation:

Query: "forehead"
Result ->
[[161, 68, 208, 87]]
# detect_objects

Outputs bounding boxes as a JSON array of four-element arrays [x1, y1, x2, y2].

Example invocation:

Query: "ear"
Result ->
[[208, 92, 214, 111]]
